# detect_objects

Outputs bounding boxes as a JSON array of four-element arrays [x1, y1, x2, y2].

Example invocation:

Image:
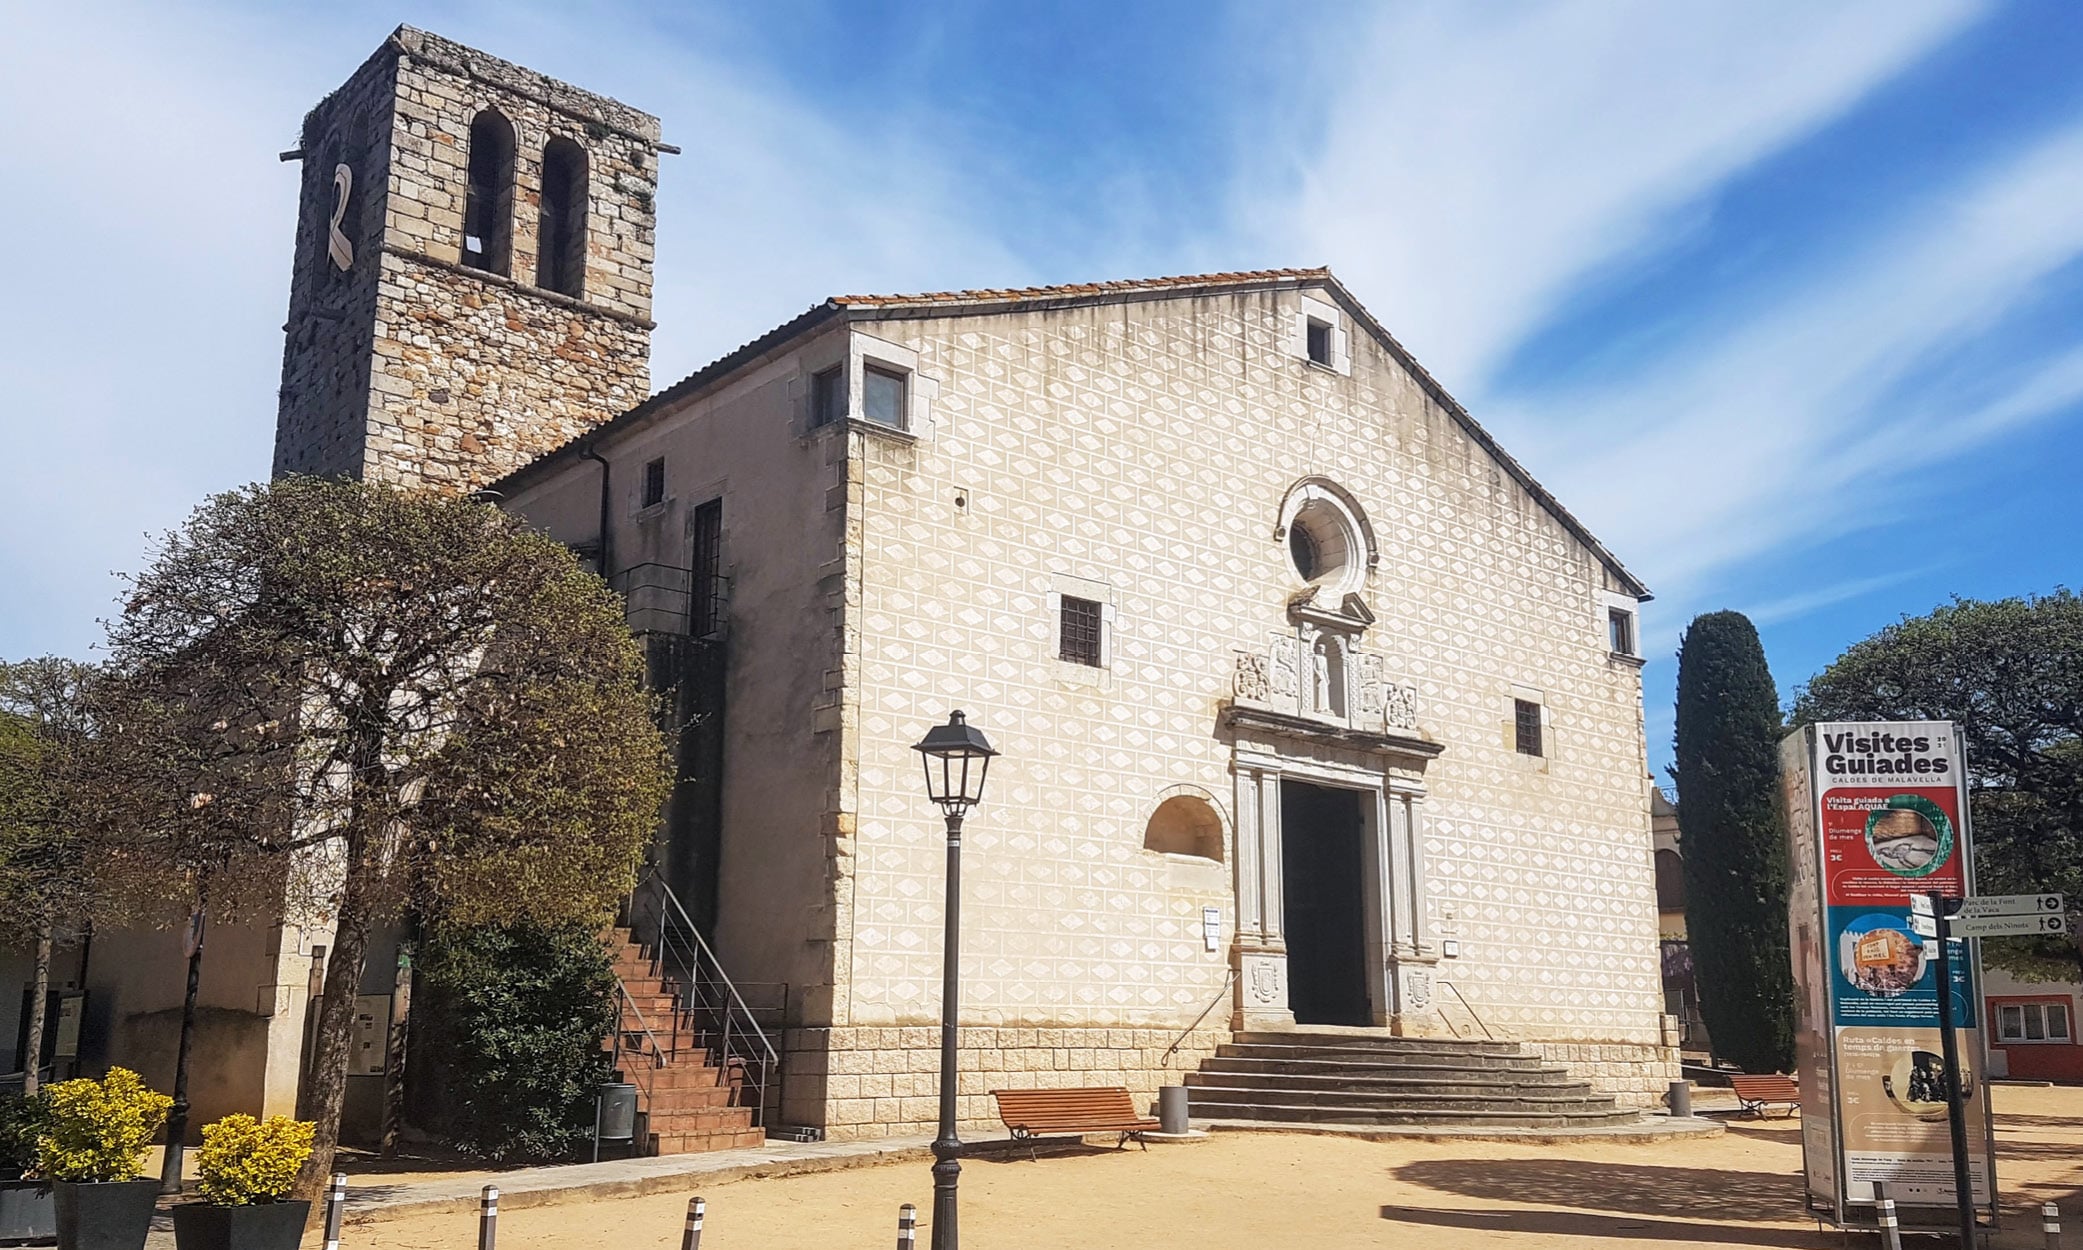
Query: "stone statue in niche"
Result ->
[[1233, 651, 1270, 703], [1311, 634, 1347, 718]]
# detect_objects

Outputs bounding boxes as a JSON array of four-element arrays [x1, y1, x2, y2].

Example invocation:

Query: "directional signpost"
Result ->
[[1921, 890, 2068, 1247]]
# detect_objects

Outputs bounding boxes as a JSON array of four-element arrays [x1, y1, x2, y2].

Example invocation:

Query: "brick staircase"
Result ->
[[1186, 1030, 1641, 1129], [609, 930, 766, 1155]]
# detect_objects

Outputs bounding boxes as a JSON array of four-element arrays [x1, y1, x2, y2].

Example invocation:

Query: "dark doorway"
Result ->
[[1281, 781, 1371, 1026]]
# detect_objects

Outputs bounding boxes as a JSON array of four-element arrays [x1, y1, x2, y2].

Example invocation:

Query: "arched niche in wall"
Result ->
[[1144, 786, 1229, 863]]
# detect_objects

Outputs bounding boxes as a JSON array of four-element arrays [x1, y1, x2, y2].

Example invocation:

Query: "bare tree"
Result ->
[[94, 478, 672, 1197]]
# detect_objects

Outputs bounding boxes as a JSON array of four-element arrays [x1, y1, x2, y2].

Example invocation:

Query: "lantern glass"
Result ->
[[912, 710, 998, 813]]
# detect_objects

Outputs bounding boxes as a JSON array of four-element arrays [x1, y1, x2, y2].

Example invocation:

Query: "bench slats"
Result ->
[[991, 1087, 1160, 1142]]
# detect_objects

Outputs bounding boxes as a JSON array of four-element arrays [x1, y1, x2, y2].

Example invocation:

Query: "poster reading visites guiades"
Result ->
[[1781, 722, 1995, 1228]]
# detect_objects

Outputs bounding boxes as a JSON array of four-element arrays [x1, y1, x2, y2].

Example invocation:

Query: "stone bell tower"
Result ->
[[274, 26, 661, 490]]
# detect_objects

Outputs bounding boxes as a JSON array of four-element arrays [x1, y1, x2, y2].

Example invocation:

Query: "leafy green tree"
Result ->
[[409, 920, 618, 1161], [1794, 591, 2083, 979], [1674, 610, 1795, 1072], [93, 478, 673, 1197], [0, 658, 107, 1096]]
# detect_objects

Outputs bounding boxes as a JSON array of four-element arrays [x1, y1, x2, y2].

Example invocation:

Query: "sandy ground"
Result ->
[[330, 1085, 2083, 1249]]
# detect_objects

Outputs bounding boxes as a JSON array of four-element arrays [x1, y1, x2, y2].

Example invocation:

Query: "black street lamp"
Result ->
[[911, 710, 997, 1250]]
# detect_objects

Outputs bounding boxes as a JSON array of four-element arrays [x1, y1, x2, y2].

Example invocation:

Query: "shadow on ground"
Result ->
[[1392, 1156, 1811, 1225], [1378, 1205, 1835, 1247]]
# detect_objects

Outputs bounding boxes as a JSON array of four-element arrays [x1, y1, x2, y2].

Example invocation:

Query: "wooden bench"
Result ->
[[1728, 1073, 1801, 1118], [991, 1087, 1161, 1158]]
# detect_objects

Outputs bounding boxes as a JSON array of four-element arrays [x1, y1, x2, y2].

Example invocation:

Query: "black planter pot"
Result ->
[[0, 1179, 56, 1245], [169, 1202, 309, 1250], [51, 1179, 158, 1250]]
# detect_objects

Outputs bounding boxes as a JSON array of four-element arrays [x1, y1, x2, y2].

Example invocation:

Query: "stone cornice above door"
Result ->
[[1220, 703, 1443, 763]]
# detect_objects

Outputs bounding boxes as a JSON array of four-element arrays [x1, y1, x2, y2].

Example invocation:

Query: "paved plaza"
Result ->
[[299, 1085, 2081, 1249]]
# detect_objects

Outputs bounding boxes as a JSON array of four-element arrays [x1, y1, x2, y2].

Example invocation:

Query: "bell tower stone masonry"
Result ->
[[274, 26, 660, 490]]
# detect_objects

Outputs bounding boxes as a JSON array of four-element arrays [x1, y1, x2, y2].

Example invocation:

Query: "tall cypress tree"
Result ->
[[1673, 611, 1795, 1072]]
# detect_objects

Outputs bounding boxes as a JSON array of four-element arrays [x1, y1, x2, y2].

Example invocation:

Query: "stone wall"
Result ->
[[1527, 1039, 1682, 1109], [783, 1024, 1229, 1140]]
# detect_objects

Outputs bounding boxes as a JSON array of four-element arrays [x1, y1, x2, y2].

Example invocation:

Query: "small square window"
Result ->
[[1514, 699, 1544, 758], [1306, 318, 1333, 366], [1609, 607, 1637, 656], [1059, 596, 1103, 667], [811, 366, 846, 428], [642, 457, 665, 509], [863, 365, 907, 429]]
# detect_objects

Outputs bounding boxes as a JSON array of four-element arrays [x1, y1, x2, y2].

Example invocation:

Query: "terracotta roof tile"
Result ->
[[829, 267, 1331, 308]]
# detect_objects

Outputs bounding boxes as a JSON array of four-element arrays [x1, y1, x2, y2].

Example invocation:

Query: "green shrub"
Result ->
[[36, 1067, 172, 1183], [195, 1114, 314, 1205], [410, 920, 618, 1161], [0, 1089, 50, 1177]]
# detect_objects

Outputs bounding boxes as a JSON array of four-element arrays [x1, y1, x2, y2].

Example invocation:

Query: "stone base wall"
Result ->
[[780, 1024, 1228, 1141], [1526, 1039, 1681, 1108]]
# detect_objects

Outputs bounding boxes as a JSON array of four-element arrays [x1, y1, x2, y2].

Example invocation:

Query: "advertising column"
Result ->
[[1783, 722, 1994, 1224]]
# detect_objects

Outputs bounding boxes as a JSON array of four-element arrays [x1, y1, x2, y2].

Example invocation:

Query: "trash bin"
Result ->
[[1158, 1085, 1189, 1135], [595, 1081, 639, 1160]]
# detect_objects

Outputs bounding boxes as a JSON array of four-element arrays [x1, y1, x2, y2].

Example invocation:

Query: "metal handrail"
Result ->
[[1439, 980, 1498, 1041], [610, 977, 665, 1113], [1163, 968, 1238, 1065], [627, 872, 782, 1127]]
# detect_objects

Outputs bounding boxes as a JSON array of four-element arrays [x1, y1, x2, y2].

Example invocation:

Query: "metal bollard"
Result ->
[[2047, 1201, 2063, 1250], [322, 1173, 347, 1250], [897, 1202, 917, 1250], [681, 1196, 705, 1250], [1667, 1080, 1691, 1119], [478, 1185, 499, 1250], [1875, 1183, 1903, 1250]]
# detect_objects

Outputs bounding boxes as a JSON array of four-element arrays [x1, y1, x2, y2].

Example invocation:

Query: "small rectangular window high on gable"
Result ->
[[1609, 607, 1636, 656], [1306, 318, 1333, 366], [642, 457, 665, 509], [1059, 596, 1103, 667]]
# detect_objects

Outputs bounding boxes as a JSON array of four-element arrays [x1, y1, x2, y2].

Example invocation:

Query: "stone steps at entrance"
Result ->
[[608, 936, 763, 1157], [1186, 1029, 1636, 1130]]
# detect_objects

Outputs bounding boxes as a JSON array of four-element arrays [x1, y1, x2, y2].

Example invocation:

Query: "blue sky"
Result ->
[[2, 1, 2079, 784]]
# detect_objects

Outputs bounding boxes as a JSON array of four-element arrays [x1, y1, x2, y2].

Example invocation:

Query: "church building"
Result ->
[[25, 27, 1676, 1148]]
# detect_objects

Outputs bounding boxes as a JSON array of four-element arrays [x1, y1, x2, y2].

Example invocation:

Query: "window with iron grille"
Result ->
[[1514, 699, 1544, 757], [690, 498, 722, 637], [1059, 596, 1103, 667], [642, 457, 666, 508]]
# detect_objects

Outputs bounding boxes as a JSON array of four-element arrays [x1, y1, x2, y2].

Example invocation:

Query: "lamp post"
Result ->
[[911, 710, 997, 1250]]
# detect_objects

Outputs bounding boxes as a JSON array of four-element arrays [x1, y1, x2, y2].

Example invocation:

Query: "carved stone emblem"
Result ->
[[1404, 967, 1432, 1011], [1268, 639, 1300, 700], [1382, 683, 1419, 731], [1233, 651, 1270, 703], [1246, 958, 1283, 1005], [1353, 652, 1386, 721]]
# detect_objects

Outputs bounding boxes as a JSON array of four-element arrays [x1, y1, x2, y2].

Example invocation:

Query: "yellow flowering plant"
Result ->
[[194, 1115, 315, 1205], [35, 1067, 172, 1183]]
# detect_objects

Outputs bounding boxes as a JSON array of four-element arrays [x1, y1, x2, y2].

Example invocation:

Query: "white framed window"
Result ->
[[862, 364, 907, 430], [1293, 293, 1351, 375], [1996, 1000, 2073, 1044], [1602, 591, 1642, 660]]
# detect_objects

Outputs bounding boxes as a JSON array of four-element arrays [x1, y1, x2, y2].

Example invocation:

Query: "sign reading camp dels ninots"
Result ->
[[1781, 722, 1996, 1230]]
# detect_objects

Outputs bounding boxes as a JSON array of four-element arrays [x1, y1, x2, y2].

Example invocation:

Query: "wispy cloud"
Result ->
[[0, 0, 1026, 658], [1523, 117, 2083, 603], [1252, 0, 1983, 385]]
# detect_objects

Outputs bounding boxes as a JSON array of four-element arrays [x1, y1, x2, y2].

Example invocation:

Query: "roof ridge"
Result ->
[[829, 267, 1330, 307]]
